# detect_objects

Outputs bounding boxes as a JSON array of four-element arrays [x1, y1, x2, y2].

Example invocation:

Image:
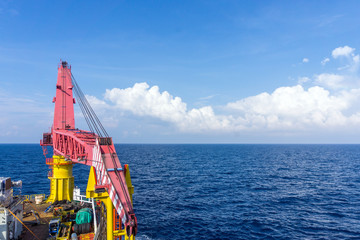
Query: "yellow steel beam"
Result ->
[[86, 166, 114, 239], [86, 166, 135, 240], [124, 164, 134, 206]]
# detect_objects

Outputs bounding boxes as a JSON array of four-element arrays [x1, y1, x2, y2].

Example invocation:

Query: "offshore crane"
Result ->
[[40, 61, 137, 239]]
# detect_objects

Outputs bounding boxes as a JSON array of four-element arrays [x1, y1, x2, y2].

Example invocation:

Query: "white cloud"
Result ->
[[314, 73, 345, 89], [353, 55, 360, 63], [100, 83, 232, 132], [332, 46, 355, 58], [351, 54, 360, 72], [87, 82, 360, 133], [321, 57, 330, 65], [298, 76, 310, 85], [302, 58, 309, 63], [315, 45, 360, 88], [104, 83, 187, 122], [226, 85, 360, 128], [84, 95, 108, 109]]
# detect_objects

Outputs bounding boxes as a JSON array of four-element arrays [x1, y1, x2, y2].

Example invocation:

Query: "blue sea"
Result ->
[[1, 144, 360, 239]]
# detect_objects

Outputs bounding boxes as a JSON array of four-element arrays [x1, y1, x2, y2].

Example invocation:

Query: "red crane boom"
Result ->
[[41, 61, 137, 237]]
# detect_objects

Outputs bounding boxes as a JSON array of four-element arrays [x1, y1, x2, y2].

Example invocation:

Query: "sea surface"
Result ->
[[0, 144, 360, 239]]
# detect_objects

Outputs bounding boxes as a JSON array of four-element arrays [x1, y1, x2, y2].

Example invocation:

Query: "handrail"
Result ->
[[46, 158, 73, 165]]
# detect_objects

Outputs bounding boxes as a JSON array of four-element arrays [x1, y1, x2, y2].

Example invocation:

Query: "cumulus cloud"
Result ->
[[227, 85, 360, 128], [314, 73, 344, 89], [332, 46, 355, 58], [302, 58, 309, 63], [298, 76, 310, 85], [87, 82, 360, 133], [351, 54, 360, 72], [321, 57, 330, 65], [328, 46, 360, 73], [315, 45, 360, 88], [104, 83, 187, 122], [98, 83, 232, 132]]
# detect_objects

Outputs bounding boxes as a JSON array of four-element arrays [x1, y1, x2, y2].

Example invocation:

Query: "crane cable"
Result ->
[[70, 72, 133, 217], [71, 74, 97, 135], [8, 209, 41, 240], [71, 73, 109, 138]]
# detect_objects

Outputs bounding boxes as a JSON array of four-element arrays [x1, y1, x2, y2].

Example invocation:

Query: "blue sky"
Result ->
[[1, 0, 360, 143]]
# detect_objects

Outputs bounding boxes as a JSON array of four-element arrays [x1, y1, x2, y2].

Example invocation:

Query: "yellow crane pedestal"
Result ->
[[46, 155, 74, 202]]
